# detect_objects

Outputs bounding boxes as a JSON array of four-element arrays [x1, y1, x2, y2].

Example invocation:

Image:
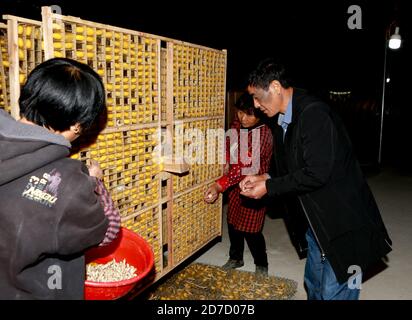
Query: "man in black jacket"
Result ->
[[240, 59, 392, 300]]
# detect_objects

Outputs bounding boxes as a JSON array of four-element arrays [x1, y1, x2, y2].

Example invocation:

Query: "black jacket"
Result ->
[[0, 110, 108, 299], [265, 89, 392, 284]]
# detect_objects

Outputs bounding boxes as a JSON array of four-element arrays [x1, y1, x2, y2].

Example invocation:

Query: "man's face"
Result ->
[[247, 83, 280, 118]]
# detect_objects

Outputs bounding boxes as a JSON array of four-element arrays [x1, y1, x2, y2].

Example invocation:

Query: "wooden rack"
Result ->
[[2, 15, 43, 119], [0, 22, 10, 114], [1, 6, 227, 286]]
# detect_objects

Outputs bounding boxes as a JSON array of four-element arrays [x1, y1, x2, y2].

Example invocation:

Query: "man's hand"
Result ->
[[240, 179, 268, 199], [204, 183, 223, 203], [239, 173, 270, 192], [88, 159, 103, 180]]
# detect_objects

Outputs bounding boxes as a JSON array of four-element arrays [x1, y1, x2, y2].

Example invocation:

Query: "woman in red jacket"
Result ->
[[205, 93, 273, 276]]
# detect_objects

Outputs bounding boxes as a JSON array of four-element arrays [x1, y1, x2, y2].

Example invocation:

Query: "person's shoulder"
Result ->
[[294, 88, 330, 115], [53, 157, 89, 175], [50, 157, 94, 191], [260, 123, 272, 134], [259, 124, 273, 147], [294, 88, 325, 105]]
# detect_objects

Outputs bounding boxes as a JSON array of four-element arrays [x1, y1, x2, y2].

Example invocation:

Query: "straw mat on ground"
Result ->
[[148, 263, 297, 300]]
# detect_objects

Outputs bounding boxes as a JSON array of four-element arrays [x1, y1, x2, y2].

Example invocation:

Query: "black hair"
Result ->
[[19, 57, 106, 132], [248, 58, 292, 90], [234, 92, 264, 119]]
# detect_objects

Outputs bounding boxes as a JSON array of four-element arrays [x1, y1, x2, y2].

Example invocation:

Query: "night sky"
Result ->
[[0, 0, 408, 93], [0, 0, 410, 166]]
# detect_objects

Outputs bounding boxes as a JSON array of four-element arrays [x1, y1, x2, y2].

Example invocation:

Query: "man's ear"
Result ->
[[270, 80, 281, 94]]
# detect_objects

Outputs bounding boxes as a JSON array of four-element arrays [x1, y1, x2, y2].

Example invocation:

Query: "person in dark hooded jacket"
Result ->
[[0, 58, 120, 300]]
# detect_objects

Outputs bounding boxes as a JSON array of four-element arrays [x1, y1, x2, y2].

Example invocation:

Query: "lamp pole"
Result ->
[[378, 25, 401, 165], [378, 39, 388, 165]]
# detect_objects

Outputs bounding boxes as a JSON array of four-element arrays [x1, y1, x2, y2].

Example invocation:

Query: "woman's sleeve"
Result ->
[[216, 162, 243, 192], [94, 178, 121, 246], [217, 125, 272, 192]]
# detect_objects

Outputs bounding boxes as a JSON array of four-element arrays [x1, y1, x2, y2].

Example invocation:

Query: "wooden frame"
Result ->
[[0, 22, 10, 113], [2, 15, 43, 119]]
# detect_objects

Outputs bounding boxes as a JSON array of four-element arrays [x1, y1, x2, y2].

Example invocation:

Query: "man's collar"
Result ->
[[278, 95, 293, 126]]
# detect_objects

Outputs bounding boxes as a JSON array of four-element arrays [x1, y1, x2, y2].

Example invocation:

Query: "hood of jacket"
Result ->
[[0, 109, 71, 186]]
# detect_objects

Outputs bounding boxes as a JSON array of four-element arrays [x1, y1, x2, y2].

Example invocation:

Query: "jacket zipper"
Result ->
[[385, 238, 392, 250], [298, 196, 326, 262]]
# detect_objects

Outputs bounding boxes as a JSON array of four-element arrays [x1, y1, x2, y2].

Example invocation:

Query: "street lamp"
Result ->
[[378, 25, 402, 165], [389, 27, 402, 49]]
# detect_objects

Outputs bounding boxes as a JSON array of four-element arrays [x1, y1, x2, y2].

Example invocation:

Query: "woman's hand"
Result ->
[[204, 183, 223, 203], [239, 173, 270, 192], [88, 159, 103, 180]]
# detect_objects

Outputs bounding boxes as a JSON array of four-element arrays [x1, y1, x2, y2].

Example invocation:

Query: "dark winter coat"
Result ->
[[0, 109, 108, 299], [266, 89, 392, 283]]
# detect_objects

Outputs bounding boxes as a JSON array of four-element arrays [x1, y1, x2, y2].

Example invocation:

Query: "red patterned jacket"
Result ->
[[216, 120, 273, 232]]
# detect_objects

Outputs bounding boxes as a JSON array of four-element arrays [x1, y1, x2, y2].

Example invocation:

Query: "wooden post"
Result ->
[[0, 23, 10, 113], [155, 38, 164, 273], [219, 49, 228, 237], [2, 15, 44, 119], [165, 41, 174, 269], [7, 18, 19, 119], [41, 6, 54, 60]]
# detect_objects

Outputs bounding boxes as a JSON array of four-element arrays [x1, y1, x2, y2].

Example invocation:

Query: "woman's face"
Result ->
[[236, 110, 260, 128]]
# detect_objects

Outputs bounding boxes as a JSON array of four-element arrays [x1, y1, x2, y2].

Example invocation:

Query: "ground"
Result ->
[[195, 167, 412, 300]]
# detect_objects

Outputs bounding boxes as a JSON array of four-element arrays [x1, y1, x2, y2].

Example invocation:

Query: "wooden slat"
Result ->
[[41, 6, 54, 60], [3, 15, 44, 118], [219, 49, 228, 236], [172, 176, 222, 199], [155, 37, 164, 272], [156, 40, 162, 129], [165, 41, 175, 268], [166, 44, 174, 123], [120, 197, 170, 223], [0, 23, 10, 113], [101, 122, 159, 133], [162, 159, 190, 174], [7, 18, 19, 119], [174, 115, 224, 123], [2, 15, 42, 26]]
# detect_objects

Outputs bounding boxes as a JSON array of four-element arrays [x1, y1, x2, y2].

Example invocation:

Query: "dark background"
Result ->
[[1, 0, 410, 170]]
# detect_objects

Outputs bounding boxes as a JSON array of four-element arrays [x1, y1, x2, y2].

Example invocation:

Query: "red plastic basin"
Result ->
[[84, 227, 154, 300]]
